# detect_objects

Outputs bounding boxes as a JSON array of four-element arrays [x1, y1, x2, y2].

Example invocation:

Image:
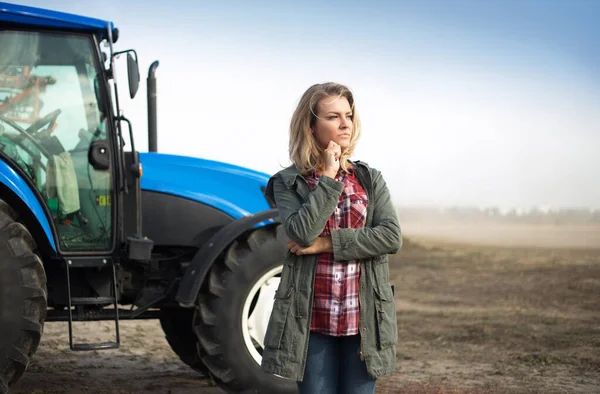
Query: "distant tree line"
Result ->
[[397, 206, 600, 225]]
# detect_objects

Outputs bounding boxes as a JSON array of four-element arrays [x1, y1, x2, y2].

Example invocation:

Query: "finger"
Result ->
[[296, 244, 311, 254]]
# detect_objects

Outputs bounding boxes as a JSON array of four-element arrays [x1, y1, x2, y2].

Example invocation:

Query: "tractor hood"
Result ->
[[139, 152, 273, 219]]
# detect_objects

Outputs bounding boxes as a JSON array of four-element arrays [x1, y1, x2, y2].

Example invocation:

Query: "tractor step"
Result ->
[[70, 296, 116, 305], [65, 258, 120, 351], [72, 342, 120, 351]]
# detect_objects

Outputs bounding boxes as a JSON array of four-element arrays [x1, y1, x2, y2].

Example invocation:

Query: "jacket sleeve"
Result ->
[[267, 173, 344, 246], [330, 169, 402, 260]]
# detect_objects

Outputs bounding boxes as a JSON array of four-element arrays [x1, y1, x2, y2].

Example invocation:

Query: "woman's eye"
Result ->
[[327, 116, 338, 120]]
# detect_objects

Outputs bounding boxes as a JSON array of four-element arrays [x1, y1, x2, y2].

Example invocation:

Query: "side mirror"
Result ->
[[88, 140, 111, 171], [127, 52, 140, 99]]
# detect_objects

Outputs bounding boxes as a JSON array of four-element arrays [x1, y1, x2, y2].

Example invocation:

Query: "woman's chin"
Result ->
[[319, 139, 350, 150]]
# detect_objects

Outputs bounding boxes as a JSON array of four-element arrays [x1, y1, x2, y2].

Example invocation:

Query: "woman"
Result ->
[[261, 82, 401, 394]]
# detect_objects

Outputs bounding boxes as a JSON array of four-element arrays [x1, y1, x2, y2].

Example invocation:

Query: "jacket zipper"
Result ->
[[357, 164, 372, 361], [355, 164, 371, 362]]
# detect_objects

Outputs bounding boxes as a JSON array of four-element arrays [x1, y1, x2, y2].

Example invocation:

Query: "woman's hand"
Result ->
[[322, 140, 341, 178], [288, 236, 333, 255]]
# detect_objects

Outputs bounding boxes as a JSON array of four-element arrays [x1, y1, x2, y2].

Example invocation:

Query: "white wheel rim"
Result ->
[[242, 265, 282, 365]]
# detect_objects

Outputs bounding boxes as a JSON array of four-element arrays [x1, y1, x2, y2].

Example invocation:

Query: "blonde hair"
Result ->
[[289, 82, 361, 175]]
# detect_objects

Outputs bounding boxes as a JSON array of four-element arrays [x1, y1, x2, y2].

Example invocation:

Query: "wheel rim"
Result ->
[[242, 265, 282, 365]]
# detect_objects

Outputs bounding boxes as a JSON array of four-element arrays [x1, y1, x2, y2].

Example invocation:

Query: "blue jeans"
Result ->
[[297, 331, 376, 394]]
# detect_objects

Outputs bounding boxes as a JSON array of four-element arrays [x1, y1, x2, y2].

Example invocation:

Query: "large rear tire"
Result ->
[[0, 200, 47, 393], [194, 225, 295, 394]]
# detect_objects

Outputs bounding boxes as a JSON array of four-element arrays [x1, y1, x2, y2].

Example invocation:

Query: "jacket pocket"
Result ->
[[264, 264, 295, 349], [372, 254, 390, 284], [372, 275, 398, 350]]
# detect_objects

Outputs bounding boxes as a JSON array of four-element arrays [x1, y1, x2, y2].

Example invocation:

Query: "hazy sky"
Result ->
[[11, 0, 600, 209]]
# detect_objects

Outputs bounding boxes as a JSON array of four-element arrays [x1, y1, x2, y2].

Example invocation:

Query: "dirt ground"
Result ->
[[11, 222, 600, 393]]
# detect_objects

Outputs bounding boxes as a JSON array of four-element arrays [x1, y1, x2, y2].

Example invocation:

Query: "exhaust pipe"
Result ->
[[147, 60, 159, 152]]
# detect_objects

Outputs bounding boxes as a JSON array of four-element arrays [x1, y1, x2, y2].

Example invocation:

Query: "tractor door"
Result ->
[[0, 30, 116, 253]]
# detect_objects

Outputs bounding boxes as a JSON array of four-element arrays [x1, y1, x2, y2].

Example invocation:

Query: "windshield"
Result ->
[[0, 30, 113, 251], [0, 32, 106, 147]]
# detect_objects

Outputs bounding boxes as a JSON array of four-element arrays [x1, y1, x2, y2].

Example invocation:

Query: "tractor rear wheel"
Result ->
[[0, 200, 47, 393], [194, 224, 295, 394], [159, 308, 209, 375]]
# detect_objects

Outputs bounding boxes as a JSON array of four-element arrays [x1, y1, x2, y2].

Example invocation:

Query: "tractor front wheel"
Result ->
[[194, 224, 295, 393], [0, 200, 47, 393]]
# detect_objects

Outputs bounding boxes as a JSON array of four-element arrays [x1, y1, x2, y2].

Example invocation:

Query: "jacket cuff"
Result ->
[[331, 228, 355, 261]]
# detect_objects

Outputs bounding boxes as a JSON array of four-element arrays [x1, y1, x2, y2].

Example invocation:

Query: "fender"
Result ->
[[0, 160, 56, 251], [176, 208, 280, 307]]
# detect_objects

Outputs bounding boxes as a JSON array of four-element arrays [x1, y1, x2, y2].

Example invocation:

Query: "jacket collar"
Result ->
[[264, 160, 372, 207], [277, 160, 371, 189]]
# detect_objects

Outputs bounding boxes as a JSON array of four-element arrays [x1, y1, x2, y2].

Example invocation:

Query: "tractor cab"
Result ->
[[1, 4, 151, 351], [0, 17, 145, 255], [1, 31, 115, 252]]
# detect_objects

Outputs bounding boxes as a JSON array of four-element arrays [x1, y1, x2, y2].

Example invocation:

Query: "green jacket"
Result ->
[[260, 160, 402, 381]]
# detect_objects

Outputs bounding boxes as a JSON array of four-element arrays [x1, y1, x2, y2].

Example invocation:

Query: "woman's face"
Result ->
[[311, 95, 353, 150]]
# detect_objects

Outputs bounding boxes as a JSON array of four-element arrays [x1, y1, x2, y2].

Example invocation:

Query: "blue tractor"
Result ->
[[0, 3, 292, 393]]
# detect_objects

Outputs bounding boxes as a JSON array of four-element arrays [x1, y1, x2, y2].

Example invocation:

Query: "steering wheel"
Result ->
[[26, 109, 62, 136], [0, 114, 52, 158]]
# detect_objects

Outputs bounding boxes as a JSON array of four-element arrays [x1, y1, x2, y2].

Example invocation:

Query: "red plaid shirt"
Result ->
[[305, 167, 368, 336]]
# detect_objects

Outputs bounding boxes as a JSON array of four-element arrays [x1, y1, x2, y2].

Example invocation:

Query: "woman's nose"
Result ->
[[340, 116, 351, 128]]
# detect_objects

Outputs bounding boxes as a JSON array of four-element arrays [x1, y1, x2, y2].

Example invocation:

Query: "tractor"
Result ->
[[0, 2, 292, 393]]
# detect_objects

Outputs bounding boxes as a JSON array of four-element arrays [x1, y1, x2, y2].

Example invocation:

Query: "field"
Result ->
[[11, 221, 600, 393]]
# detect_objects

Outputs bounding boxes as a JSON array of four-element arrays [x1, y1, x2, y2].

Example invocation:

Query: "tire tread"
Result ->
[[0, 199, 47, 393], [194, 225, 294, 393]]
